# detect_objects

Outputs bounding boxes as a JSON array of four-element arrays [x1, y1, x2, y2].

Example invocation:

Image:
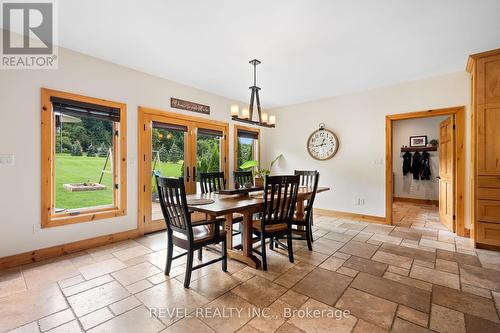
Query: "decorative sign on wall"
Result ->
[[171, 98, 210, 115]]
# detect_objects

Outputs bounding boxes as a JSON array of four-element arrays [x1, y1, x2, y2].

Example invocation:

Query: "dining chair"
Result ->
[[234, 170, 253, 188], [199, 171, 242, 240], [252, 175, 300, 270], [295, 170, 319, 227], [295, 170, 318, 188], [156, 176, 227, 288], [292, 170, 319, 250], [199, 171, 226, 193]]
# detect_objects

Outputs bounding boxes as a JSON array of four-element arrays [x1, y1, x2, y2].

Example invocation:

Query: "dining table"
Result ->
[[186, 186, 330, 269]]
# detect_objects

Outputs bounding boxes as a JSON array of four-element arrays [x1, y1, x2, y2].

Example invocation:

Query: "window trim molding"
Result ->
[[41, 88, 127, 228], [233, 124, 260, 172]]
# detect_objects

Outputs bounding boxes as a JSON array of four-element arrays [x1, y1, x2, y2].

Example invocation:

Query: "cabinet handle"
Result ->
[[186, 166, 190, 182]]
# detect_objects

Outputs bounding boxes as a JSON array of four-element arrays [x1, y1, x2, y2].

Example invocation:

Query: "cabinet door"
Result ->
[[477, 103, 500, 175], [477, 54, 500, 105]]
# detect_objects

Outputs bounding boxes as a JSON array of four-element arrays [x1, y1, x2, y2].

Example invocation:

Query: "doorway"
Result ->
[[138, 107, 229, 234], [385, 106, 467, 237]]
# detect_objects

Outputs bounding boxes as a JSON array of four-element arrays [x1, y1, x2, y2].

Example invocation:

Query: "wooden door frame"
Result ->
[[138, 106, 229, 235], [385, 106, 467, 237]]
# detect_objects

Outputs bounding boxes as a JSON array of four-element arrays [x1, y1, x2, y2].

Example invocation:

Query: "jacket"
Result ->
[[402, 151, 412, 175], [420, 151, 431, 180], [411, 151, 421, 180]]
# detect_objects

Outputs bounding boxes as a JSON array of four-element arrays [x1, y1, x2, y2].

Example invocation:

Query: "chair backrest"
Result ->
[[234, 171, 253, 187], [155, 176, 193, 239], [294, 170, 318, 188], [199, 172, 226, 193], [261, 175, 300, 227], [295, 170, 320, 223]]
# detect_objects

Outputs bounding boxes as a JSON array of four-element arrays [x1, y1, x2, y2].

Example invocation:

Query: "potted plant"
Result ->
[[239, 154, 283, 187]]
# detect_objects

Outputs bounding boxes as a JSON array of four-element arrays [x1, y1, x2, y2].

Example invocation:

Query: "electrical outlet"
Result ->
[[355, 198, 366, 206], [0, 154, 15, 166]]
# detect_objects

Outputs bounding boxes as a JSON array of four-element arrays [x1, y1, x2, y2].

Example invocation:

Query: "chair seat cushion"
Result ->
[[173, 225, 226, 244], [252, 220, 287, 233]]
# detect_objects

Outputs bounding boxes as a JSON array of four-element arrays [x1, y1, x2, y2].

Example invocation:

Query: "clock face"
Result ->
[[307, 129, 339, 160]]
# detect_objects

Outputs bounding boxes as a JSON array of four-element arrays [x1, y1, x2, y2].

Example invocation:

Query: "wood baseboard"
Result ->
[[0, 229, 141, 270], [314, 208, 388, 224], [393, 197, 439, 206]]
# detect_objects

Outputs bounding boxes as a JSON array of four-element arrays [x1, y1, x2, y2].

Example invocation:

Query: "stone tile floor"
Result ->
[[1, 202, 500, 332]]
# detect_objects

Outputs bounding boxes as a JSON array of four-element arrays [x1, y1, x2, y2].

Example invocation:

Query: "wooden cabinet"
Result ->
[[477, 54, 500, 105], [477, 104, 500, 175], [468, 49, 500, 249]]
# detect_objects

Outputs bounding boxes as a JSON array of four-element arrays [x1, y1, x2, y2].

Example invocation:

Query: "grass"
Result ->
[[55, 154, 182, 210], [153, 161, 183, 178]]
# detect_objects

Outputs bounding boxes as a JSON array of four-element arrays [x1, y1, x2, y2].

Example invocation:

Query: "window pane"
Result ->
[[54, 114, 114, 211], [196, 131, 222, 191], [237, 137, 255, 170], [151, 127, 185, 221]]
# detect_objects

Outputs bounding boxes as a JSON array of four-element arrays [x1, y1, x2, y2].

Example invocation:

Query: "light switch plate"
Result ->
[[0, 154, 15, 166]]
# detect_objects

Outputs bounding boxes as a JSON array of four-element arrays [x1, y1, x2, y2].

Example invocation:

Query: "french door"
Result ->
[[139, 108, 228, 234]]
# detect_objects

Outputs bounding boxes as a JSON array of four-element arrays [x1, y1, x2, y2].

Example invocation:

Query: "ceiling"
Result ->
[[54, 0, 500, 107]]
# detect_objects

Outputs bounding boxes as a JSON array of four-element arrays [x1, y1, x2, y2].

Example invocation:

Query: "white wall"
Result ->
[[261, 71, 471, 226], [0, 46, 244, 257], [392, 116, 447, 201]]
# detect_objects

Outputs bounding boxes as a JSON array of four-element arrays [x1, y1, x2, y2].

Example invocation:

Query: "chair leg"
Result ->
[[306, 225, 313, 251], [184, 250, 194, 288], [165, 233, 173, 275], [287, 231, 294, 263], [198, 248, 202, 260], [261, 234, 268, 271], [222, 238, 227, 272], [269, 237, 274, 250]]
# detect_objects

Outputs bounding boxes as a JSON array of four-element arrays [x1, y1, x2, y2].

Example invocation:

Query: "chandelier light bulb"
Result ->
[[230, 104, 239, 116]]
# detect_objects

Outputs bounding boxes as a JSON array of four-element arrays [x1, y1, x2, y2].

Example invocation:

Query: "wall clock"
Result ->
[[307, 123, 339, 160]]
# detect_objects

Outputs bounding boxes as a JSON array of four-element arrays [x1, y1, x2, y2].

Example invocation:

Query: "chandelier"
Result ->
[[230, 59, 276, 128]]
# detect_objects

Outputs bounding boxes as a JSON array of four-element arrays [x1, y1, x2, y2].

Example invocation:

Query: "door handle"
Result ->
[[193, 166, 196, 182], [186, 166, 190, 182]]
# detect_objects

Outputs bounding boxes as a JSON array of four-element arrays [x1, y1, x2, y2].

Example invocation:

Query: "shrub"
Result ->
[[71, 141, 83, 156], [168, 142, 182, 163], [98, 143, 109, 157], [87, 144, 98, 157]]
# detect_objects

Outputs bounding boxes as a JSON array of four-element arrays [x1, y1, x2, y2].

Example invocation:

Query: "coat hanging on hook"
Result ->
[[402, 151, 412, 175], [411, 151, 422, 180], [420, 151, 431, 180]]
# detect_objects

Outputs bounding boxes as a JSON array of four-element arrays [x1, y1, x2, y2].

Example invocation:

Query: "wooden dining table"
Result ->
[[186, 186, 330, 269]]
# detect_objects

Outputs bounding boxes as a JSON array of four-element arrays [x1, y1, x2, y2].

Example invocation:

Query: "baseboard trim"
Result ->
[[0, 229, 141, 270], [393, 197, 439, 206], [314, 208, 388, 224]]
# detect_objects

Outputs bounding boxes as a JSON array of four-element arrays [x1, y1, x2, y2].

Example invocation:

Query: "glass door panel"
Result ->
[[150, 121, 188, 222], [195, 127, 223, 192]]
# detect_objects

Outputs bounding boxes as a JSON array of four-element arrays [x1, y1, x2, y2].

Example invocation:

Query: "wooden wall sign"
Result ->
[[170, 98, 210, 115]]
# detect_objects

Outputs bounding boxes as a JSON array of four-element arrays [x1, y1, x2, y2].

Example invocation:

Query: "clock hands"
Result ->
[[314, 138, 326, 148]]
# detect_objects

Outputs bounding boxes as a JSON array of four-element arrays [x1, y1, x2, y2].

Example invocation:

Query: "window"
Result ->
[[234, 125, 260, 170], [41, 89, 126, 227]]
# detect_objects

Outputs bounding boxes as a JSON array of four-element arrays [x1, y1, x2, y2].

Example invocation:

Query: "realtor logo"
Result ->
[[1, 0, 58, 69]]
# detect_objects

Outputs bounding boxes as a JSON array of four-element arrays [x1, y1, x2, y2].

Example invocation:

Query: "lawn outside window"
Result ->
[[41, 88, 127, 228]]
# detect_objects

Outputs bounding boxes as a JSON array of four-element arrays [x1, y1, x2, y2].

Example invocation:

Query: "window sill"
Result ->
[[43, 208, 126, 228]]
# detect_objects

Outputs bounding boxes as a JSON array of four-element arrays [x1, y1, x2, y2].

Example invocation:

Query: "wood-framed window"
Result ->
[[234, 124, 260, 171], [41, 88, 127, 228]]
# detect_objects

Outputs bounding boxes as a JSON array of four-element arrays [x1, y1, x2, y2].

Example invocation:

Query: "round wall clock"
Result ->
[[307, 123, 339, 160]]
